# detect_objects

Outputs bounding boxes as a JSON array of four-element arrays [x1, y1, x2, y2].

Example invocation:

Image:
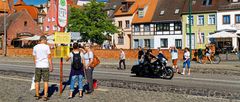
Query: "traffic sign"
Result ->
[[57, 0, 68, 27], [54, 32, 71, 44]]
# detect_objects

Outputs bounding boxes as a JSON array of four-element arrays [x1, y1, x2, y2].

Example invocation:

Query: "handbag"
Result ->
[[89, 52, 100, 68]]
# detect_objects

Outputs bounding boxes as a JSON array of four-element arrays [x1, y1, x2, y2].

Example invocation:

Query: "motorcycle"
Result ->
[[131, 58, 174, 80]]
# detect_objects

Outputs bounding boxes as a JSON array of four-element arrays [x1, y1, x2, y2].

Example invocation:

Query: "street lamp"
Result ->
[[188, 0, 192, 59], [2, 0, 7, 56]]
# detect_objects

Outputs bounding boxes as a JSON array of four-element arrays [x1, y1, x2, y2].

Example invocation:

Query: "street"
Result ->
[[0, 57, 240, 102]]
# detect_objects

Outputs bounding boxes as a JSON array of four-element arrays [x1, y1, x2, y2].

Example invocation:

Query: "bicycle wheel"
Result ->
[[212, 55, 221, 64]]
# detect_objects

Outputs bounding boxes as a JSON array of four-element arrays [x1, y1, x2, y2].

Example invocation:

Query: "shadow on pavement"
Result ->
[[39, 84, 58, 97]]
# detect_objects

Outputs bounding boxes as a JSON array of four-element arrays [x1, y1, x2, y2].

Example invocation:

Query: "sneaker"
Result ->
[[79, 95, 83, 99], [43, 97, 48, 101], [181, 73, 185, 75], [35, 96, 41, 100]]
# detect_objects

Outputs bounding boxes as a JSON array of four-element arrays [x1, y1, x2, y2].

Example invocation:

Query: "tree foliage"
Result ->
[[68, 0, 118, 44]]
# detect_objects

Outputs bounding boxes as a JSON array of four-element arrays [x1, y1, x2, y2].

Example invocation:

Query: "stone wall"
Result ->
[[6, 48, 196, 60]]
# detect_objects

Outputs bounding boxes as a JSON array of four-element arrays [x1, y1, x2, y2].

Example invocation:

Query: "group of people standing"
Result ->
[[32, 35, 95, 101]]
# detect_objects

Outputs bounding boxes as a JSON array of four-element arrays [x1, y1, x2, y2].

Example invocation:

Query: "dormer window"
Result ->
[[138, 8, 144, 18], [160, 10, 165, 16], [203, 0, 212, 6], [175, 9, 179, 14]]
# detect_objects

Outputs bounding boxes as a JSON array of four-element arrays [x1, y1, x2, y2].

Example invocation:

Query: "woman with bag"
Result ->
[[83, 44, 94, 94], [66, 43, 85, 99]]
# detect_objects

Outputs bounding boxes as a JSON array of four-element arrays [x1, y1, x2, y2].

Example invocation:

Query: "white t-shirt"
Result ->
[[33, 44, 51, 68], [84, 51, 93, 65], [120, 51, 125, 60], [184, 51, 190, 60]]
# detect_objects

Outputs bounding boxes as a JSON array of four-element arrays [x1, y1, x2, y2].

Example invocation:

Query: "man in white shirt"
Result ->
[[118, 48, 126, 70], [33, 35, 53, 101]]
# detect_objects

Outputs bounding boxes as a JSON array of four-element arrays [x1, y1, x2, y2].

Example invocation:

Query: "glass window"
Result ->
[[174, 23, 181, 31], [118, 21, 122, 28], [134, 39, 139, 49], [198, 15, 204, 25], [138, 9, 144, 18], [144, 24, 150, 32], [235, 14, 240, 23], [134, 25, 140, 32], [203, 0, 212, 5], [163, 23, 170, 31], [160, 39, 168, 48], [208, 15, 216, 25], [187, 16, 194, 25], [118, 35, 124, 45], [156, 24, 163, 31], [125, 20, 130, 28], [223, 15, 230, 24], [175, 39, 182, 49], [144, 39, 150, 48]]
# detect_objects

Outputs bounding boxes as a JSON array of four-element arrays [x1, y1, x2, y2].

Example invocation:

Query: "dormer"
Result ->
[[202, 0, 212, 6], [121, 1, 134, 12]]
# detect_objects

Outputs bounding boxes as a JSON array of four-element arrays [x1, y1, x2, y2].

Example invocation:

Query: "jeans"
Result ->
[[70, 74, 83, 92], [183, 59, 191, 69], [86, 68, 94, 92], [119, 59, 126, 69]]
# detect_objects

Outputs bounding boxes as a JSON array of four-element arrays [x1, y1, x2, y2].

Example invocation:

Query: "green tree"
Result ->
[[68, 0, 118, 44]]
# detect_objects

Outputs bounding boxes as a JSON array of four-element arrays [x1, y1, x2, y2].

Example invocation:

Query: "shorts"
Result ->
[[35, 68, 49, 82], [172, 59, 178, 66]]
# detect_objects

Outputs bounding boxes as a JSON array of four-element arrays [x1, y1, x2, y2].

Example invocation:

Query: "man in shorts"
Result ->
[[33, 35, 53, 101]]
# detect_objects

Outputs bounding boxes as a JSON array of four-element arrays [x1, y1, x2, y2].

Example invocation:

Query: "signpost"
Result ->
[[57, 0, 68, 96]]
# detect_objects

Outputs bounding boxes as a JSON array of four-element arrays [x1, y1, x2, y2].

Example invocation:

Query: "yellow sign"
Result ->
[[54, 46, 70, 58], [54, 32, 71, 44]]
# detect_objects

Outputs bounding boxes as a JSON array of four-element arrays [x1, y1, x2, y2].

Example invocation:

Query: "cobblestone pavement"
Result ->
[[0, 76, 239, 102]]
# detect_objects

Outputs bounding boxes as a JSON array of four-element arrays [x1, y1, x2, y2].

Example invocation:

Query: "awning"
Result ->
[[207, 31, 240, 38], [20, 35, 40, 41]]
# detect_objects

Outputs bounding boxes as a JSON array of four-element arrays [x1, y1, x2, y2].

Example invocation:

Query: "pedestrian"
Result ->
[[119, 48, 126, 70], [138, 46, 144, 64], [169, 46, 179, 73], [83, 44, 94, 94], [205, 45, 212, 64], [182, 47, 191, 75], [197, 49, 203, 63], [33, 35, 53, 101], [66, 43, 85, 99]]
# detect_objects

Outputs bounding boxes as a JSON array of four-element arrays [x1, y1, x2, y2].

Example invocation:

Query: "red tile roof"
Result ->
[[14, 6, 39, 19], [182, 0, 218, 14], [132, 0, 158, 24], [114, 0, 139, 17], [0, 0, 11, 12]]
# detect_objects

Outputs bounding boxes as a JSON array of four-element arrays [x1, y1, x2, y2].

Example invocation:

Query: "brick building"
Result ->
[[0, 9, 43, 49]]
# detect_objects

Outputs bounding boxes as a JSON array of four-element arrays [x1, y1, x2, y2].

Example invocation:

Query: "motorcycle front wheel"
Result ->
[[163, 67, 174, 80]]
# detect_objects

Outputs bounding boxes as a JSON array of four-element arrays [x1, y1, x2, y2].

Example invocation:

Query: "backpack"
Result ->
[[71, 52, 83, 70]]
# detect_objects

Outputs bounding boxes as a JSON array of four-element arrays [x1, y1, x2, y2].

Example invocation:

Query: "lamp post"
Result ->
[[188, 0, 192, 59], [2, 0, 7, 56]]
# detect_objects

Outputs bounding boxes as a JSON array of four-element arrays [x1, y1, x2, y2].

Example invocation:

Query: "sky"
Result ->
[[14, 0, 108, 5]]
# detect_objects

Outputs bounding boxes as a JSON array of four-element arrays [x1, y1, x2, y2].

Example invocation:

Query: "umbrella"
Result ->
[[47, 35, 54, 40], [207, 31, 240, 38], [20, 35, 40, 41]]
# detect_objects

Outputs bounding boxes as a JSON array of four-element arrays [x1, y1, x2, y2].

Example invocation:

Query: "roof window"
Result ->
[[175, 9, 179, 14], [203, 0, 212, 6], [160, 10, 165, 16]]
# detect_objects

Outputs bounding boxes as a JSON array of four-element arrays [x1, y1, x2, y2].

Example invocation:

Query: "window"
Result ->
[[160, 39, 168, 48], [52, 17, 55, 22], [197, 32, 205, 44], [125, 20, 130, 28], [24, 21, 27, 26], [144, 39, 150, 48], [203, 0, 212, 5], [187, 16, 194, 25], [156, 24, 163, 31], [175, 39, 182, 49], [163, 23, 170, 31], [45, 26, 50, 31], [47, 17, 51, 22], [144, 24, 150, 32], [134, 39, 139, 49], [53, 25, 57, 31], [174, 23, 181, 31], [201, 33, 205, 44], [134, 25, 140, 32], [235, 14, 240, 24], [175, 9, 180, 14], [223, 15, 230, 24], [118, 21, 122, 28], [118, 35, 124, 45], [208, 15, 216, 25], [138, 8, 144, 18], [160, 10, 165, 16], [198, 15, 204, 25]]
